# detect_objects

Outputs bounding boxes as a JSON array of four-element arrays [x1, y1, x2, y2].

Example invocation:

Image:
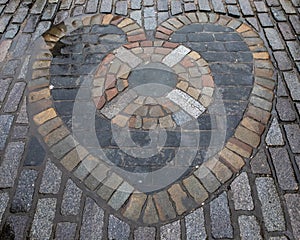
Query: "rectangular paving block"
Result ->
[[40, 160, 62, 194], [285, 194, 300, 238], [0, 193, 9, 225], [61, 179, 82, 215], [283, 71, 300, 101], [167, 89, 205, 118], [108, 182, 134, 210], [0, 115, 14, 150], [0, 142, 25, 188], [238, 0, 254, 16], [3, 82, 26, 113], [185, 208, 207, 239], [115, 47, 143, 68], [162, 45, 190, 67], [160, 220, 181, 240]]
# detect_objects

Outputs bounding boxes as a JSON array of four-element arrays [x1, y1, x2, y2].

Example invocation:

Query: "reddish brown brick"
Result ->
[[105, 88, 118, 101], [128, 33, 146, 42]]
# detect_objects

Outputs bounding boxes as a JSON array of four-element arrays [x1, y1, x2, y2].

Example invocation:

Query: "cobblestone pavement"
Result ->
[[0, 0, 299, 239]]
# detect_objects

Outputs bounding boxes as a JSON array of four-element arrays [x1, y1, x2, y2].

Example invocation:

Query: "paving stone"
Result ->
[[2, 215, 29, 240], [210, 192, 233, 238], [258, 13, 274, 27], [194, 166, 221, 192], [0, 142, 25, 188], [51, 135, 77, 159], [134, 227, 156, 240], [12, 34, 31, 58], [230, 172, 254, 210], [144, 17, 157, 30], [144, 0, 154, 6], [276, 98, 296, 121], [238, 0, 254, 16], [289, 15, 300, 35], [54, 10, 69, 24], [0, 115, 14, 150], [0, 193, 9, 224], [171, 0, 183, 15], [85, 0, 99, 13], [238, 215, 262, 240], [4, 0, 21, 13], [183, 175, 208, 204], [12, 125, 28, 139], [108, 182, 134, 210], [55, 222, 77, 240], [123, 192, 147, 221], [266, 118, 284, 146], [280, 0, 296, 13], [61, 179, 82, 215], [198, 0, 211, 11], [158, 0, 168, 11], [283, 71, 300, 101], [254, 1, 268, 12], [23, 14, 40, 32], [108, 215, 130, 240], [42, 3, 58, 20], [130, 10, 142, 25], [24, 136, 46, 166], [273, 51, 293, 71], [11, 169, 38, 213], [255, 177, 285, 232], [227, 5, 240, 17], [31, 0, 47, 13], [131, 0, 141, 10], [153, 191, 176, 221], [185, 208, 207, 239], [143, 196, 159, 224], [40, 160, 62, 194], [212, 0, 226, 13], [264, 28, 285, 50], [0, 40, 12, 62], [60, 0, 72, 9], [160, 220, 181, 240], [271, 7, 287, 21], [184, 2, 196, 12], [116, 1, 128, 15], [32, 21, 51, 40], [284, 124, 300, 153], [250, 149, 271, 174], [100, 0, 112, 12], [0, 15, 11, 33], [285, 194, 300, 238], [0, 79, 11, 102], [30, 198, 57, 239], [269, 147, 298, 190], [287, 41, 300, 61], [5, 24, 19, 38]]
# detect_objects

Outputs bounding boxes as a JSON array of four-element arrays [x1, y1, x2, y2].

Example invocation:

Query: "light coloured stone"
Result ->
[[114, 46, 142, 68], [266, 118, 284, 146], [162, 45, 191, 67]]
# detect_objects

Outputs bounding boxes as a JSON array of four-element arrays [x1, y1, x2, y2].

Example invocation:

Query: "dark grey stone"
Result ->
[[12, 34, 31, 57], [30, 198, 57, 239], [2, 59, 20, 76], [134, 227, 156, 240], [285, 194, 300, 238], [11, 169, 38, 213], [3, 82, 26, 113], [61, 179, 82, 215], [185, 208, 207, 239], [238, 0, 254, 16], [2, 215, 29, 240], [276, 98, 296, 121], [255, 177, 285, 231], [116, 1, 128, 15], [12, 125, 28, 139], [0, 115, 14, 150], [51, 135, 77, 159], [24, 136, 46, 166], [171, 0, 182, 15], [80, 198, 104, 239], [284, 124, 300, 153], [0, 193, 9, 224], [269, 147, 298, 190], [100, 0, 112, 12], [210, 192, 233, 238], [0, 78, 11, 102], [160, 220, 181, 240], [55, 222, 77, 240], [289, 15, 300, 34], [250, 149, 271, 174], [0, 142, 25, 188], [40, 160, 62, 194], [108, 215, 130, 240], [273, 51, 293, 71], [238, 215, 262, 240], [266, 118, 284, 146]]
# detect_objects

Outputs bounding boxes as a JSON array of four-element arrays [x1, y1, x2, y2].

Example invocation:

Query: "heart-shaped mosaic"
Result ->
[[27, 13, 275, 225]]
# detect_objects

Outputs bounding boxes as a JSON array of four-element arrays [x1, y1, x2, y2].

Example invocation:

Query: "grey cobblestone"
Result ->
[[255, 177, 285, 232], [266, 118, 284, 146], [40, 160, 62, 194], [86, 0, 99, 13], [11, 169, 38, 213], [160, 220, 181, 240], [60, 0, 72, 10], [279, 0, 296, 13], [61, 179, 82, 215], [269, 147, 298, 190], [258, 13, 274, 27], [131, 0, 141, 10], [0, 115, 14, 150], [286, 41, 300, 61], [108, 215, 130, 240], [3, 215, 29, 240], [30, 0, 47, 14], [12, 34, 31, 58], [210, 192, 233, 238], [30, 198, 57, 239], [158, 0, 168, 11], [171, 0, 183, 15], [273, 51, 293, 71], [3, 82, 26, 113], [230, 172, 254, 210], [0, 15, 11, 33], [4, 0, 21, 13], [100, 0, 113, 13], [212, 0, 225, 13], [285, 194, 300, 238], [283, 71, 300, 101], [238, 0, 254, 16], [80, 197, 104, 240], [134, 227, 156, 240], [276, 98, 296, 121], [12, 125, 28, 139], [0, 142, 25, 188], [42, 3, 58, 20], [198, 0, 211, 11], [55, 222, 77, 240], [250, 149, 271, 174], [185, 208, 207, 239], [264, 28, 285, 50], [0, 193, 9, 224], [284, 124, 300, 153], [238, 215, 262, 240], [271, 7, 287, 21], [16, 99, 28, 124], [116, 1, 128, 15]]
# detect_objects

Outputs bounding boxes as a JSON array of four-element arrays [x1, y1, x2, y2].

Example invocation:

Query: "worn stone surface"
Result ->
[[160, 220, 181, 240], [61, 179, 83, 215], [285, 194, 300, 238], [134, 227, 156, 240], [266, 118, 284, 146], [238, 215, 262, 240], [0, 193, 9, 224], [0, 115, 14, 150], [284, 124, 300, 153], [40, 160, 62, 194], [185, 208, 207, 239], [108, 215, 130, 240], [250, 148, 271, 174], [55, 222, 77, 240]]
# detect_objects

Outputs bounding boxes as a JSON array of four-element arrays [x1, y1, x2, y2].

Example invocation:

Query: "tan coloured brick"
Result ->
[[205, 158, 233, 183], [241, 117, 265, 134], [112, 115, 129, 127], [226, 137, 253, 158], [143, 196, 159, 224], [118, 18, 135, 28], [153, 191, 176, 221], [29, 88, 50, 103], [38, 117, 63, 136], [183, 175, 208, 204], [44, 126, 70, 147], [60, 148, 81, 171], [33, 108, 57, 125], [246, 105, 271, 124], [235, 126, 261, 148], [188, 51, 201, 60], [168, 184, 190, 215], [102, 14, 114, 25], [237, 24, 252, 33], [219, 148, 245, 172], [253, 52, 270, 60], [123, 192, 147, 221]]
